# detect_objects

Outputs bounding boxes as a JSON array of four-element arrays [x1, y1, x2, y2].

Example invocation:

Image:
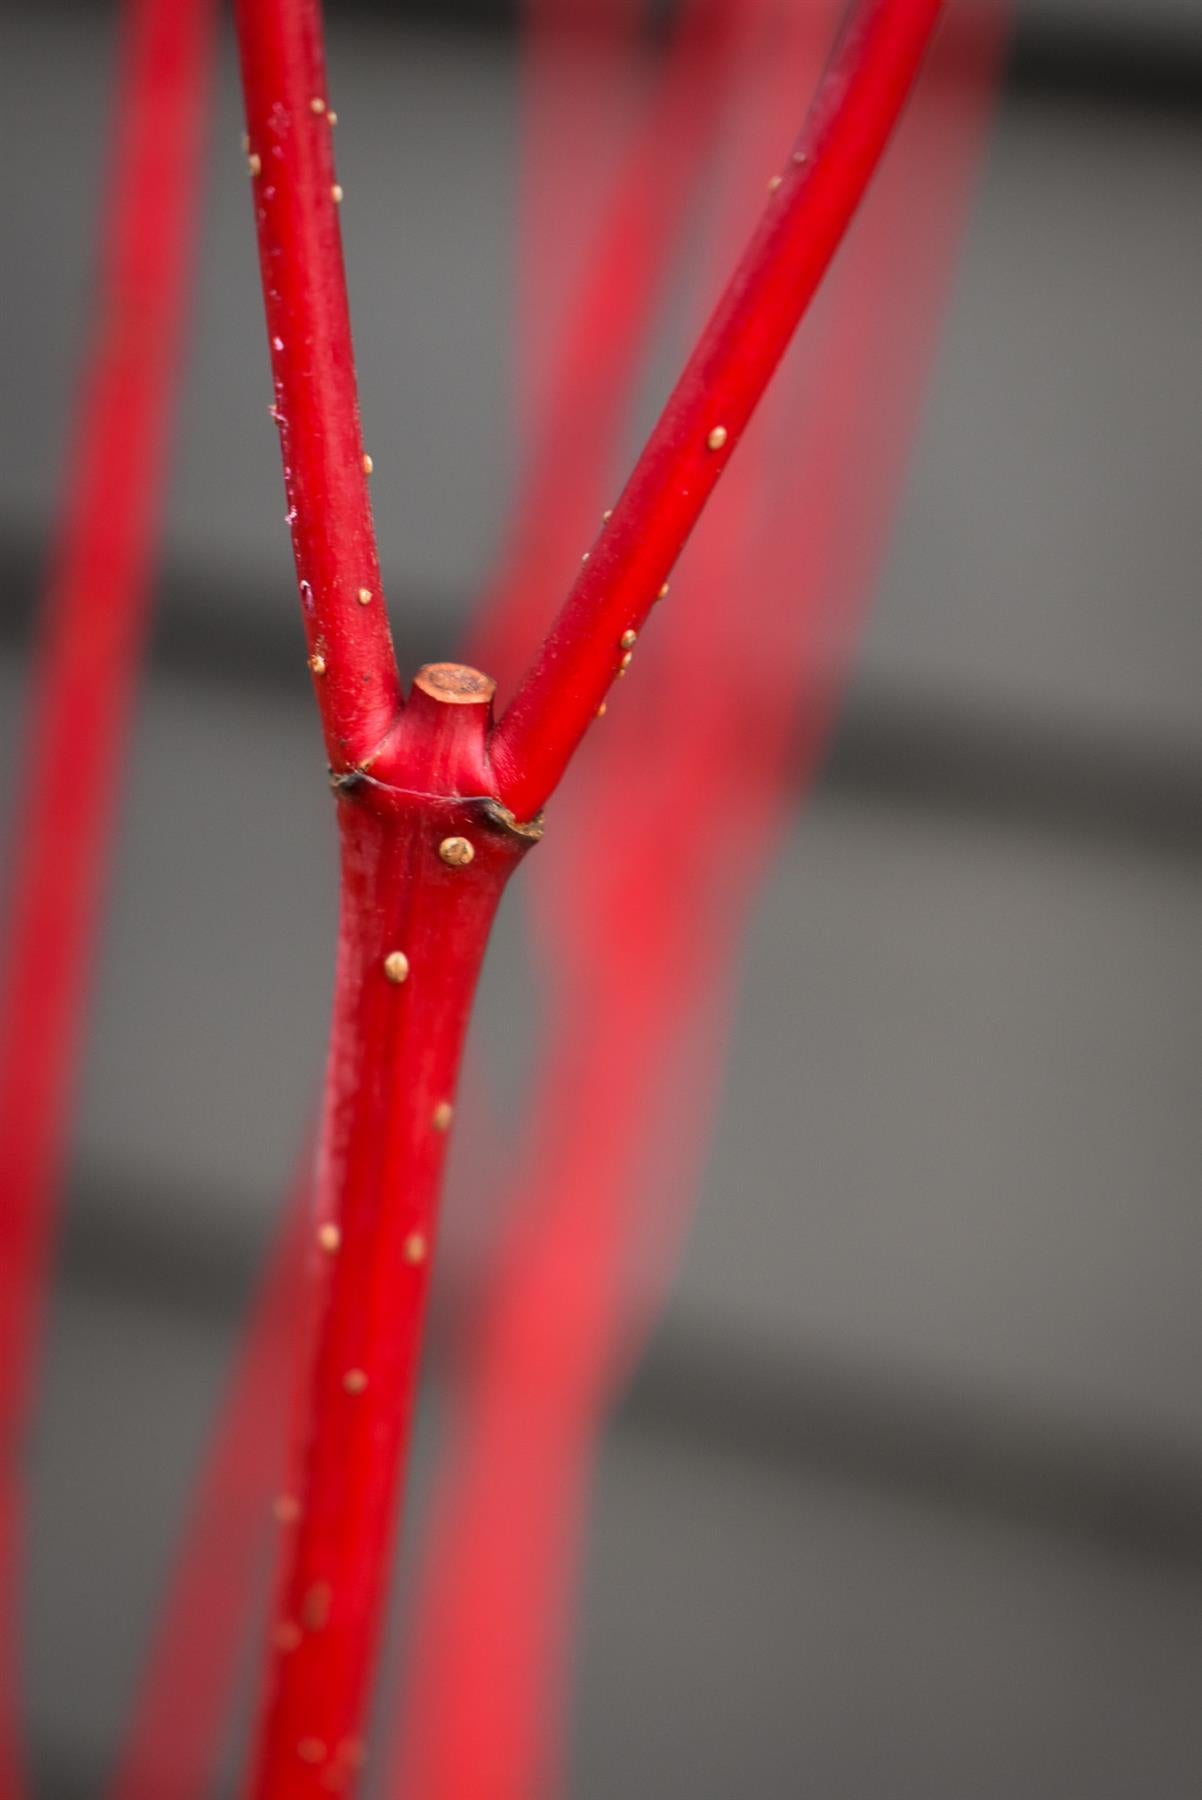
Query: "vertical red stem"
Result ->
[[236, 0, 403, 771], [232, 1, 545, 1788], [233, 0, 957, 1787], [106, 1192, 310, 1800], [244, 672, 540, 1799], [0, 1, 215, 1791]]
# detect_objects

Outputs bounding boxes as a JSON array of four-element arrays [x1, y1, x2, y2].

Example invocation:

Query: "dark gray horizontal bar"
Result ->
[[23, 0, 1202, 115], [623, 1326, 1202, 1569], [821, 685, 1202, 863], [54, 1161, 1202, 1574]]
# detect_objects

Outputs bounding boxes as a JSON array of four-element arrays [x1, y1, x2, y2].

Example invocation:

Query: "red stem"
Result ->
[[243, 671, 540, 1798], [393, 415, 771, 1800], [489, 0, 945, 820], [232, 2, 546, 1789], [108, 8, 654, 1768], [232, 0, 947, 1786], [106, 1191, 309, 1800], [472, 0, 747, 697], [0, 1, 215, 1790], [236, 0, 403, 772]]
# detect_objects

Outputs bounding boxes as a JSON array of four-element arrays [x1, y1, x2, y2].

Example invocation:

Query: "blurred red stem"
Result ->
[[515, 0, 642, 433], [394, 8, 1009, 1792], [473, 0, 746, 694], [0, 1, 215, 1791], [107, 1193, 310, 1800]]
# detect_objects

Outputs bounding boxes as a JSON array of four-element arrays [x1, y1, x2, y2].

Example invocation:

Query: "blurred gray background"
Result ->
[[2, 0, 1201, 1793]]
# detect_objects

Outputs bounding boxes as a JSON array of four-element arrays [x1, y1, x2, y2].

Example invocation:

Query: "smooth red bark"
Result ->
[[490, 0, 946, 820], [0, 1, 215, 1791], [232, 4, 546, 1788], [243, 673, 540, 1799], [236, 0, 402, 772]]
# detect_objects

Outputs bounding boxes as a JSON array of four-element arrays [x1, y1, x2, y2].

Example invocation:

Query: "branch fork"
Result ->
[[233, 0, 944, 1788], [250, 666, 538, 1796]]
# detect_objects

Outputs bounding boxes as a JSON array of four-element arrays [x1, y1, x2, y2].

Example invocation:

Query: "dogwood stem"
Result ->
[[233, 0, 945, 1789], [490, 0, 945, 818]]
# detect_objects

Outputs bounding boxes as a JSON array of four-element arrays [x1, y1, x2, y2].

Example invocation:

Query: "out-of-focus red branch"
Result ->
[[106, 1192, 310, 1800], [472, 0, 748, 697], [515, 0, 643, 435], [236, 0, 402, 772], [489, 0, 946, 820], [391, 7, 1009, 1794], [0, 2, 216, 1793]]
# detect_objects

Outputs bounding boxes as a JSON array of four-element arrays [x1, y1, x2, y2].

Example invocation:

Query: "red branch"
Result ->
[[489, 0, 945, 820], [236, 0, 403, 772], [231, 0, 950, 1789], [233, 5, 545, 1792], [390, 6, 1009, 1792], [106, 1191, 309, 1800], [0, 1, 215, 1792], [242, 674, 541, 1798]]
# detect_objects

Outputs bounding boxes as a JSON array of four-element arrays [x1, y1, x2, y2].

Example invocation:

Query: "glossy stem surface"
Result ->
[[236, 0, 403, 770], [491, 0, 945, 818], [245, 673, 539, 1799]]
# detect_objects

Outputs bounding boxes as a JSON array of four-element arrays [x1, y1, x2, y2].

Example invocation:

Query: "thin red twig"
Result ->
[[0, 2, 216, 1791], [236, 0, 403, 772], [106, 1192, 310, 1800], [232, 7, 545, 1793], [390, 7, 1008, 1792], [489, 0, 946, 819]]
